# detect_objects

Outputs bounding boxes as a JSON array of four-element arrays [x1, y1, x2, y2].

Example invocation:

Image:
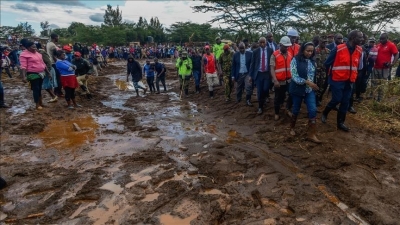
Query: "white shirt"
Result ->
[[259, 48, 268, 72]]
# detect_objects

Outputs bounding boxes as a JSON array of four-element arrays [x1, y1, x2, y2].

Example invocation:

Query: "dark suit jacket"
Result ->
[[326, 42, 336, 51], [267, 41, 278, 52], [231, 51, 252, 80], [249, 47, 273, 80]]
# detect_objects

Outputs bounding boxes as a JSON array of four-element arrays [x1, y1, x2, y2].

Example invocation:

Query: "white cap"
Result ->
[[287, 28, 299, 37], [279, 36, 292, 47]]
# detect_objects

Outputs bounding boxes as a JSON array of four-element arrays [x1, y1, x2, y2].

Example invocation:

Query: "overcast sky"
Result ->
[[1, 0, 220, 35], [0, 0, 396, 36]]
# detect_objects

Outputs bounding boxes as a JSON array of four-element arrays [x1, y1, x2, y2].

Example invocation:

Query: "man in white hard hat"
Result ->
[[270, 36, 293, 120], [287, 28, 300, 57]]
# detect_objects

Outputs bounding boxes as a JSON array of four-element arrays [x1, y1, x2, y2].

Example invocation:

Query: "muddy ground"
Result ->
[[0, 59, 399, 225]]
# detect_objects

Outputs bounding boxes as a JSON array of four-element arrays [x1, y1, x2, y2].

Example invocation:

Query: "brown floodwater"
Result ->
[[36, 116, 99, 150]]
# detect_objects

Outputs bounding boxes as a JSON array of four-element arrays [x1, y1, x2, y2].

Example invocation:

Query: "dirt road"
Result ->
[[0, 60, 399, 224]]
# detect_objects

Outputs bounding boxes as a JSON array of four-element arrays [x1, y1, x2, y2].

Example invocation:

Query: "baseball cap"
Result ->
[[74, 52, 81, 57]]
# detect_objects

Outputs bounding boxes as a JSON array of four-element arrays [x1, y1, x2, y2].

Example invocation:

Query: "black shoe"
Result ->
[[246, 100, 253, 106], [257, 108, 263, 115], [321, 106, 333, 123], [348, 107, 357, 114], [338, 123, 350, 132], [337, 112, 350, 132], [0, 176, 6, 190]]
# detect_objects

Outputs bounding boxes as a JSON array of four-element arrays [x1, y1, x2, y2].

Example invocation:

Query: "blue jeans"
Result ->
[[193, 70, 201, 86], [291, 91, 317, 119], [255, 71, 271, 108], [0, 79, 4, 105], [327, 78, 353, 113]]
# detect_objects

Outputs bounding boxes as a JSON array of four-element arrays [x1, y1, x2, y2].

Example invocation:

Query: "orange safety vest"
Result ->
[[273, 50, 292, 81], [331, 44, 362, 83], [288, 44, 300, 57], [203, 53, 216, 73]]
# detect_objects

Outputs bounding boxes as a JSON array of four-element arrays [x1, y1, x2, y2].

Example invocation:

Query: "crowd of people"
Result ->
[[0, 28, 399, 144]]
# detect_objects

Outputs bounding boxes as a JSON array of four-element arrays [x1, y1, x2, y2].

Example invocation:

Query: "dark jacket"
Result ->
[[231, 51, 252, 80], [289, 57, 317, 97], [127, 59, 142, 82], [249, 47, 273, 80], [326, 42, 336, 51], [191, 55, 202, 71], [267, 41, 279, 52], [72, 58, 91, 76]]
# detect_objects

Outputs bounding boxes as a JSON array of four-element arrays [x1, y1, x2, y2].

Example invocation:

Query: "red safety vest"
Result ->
[[273, 50, 292, 81], [331, 44, 362, 83], [203, 53, 216, 73], [288, 44, 300, 57]]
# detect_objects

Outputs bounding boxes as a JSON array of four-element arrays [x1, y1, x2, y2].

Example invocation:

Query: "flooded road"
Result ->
[[1, 61, 399, 224]]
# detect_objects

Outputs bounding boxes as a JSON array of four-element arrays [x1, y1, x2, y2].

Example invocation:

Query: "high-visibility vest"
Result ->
[[203, 53, 216, 73], [273, 50, 292, 81], [331, 44, 362, 82], [288, 44, 300, 57]]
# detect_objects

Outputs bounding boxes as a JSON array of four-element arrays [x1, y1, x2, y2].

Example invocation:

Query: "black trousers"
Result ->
[[64, 87, 76, 101]]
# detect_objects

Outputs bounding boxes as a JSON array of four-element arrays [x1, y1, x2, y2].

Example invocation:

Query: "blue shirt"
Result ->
[[239, 53, 247, 73], [291, 58, 315, 93], [143, 64, 154, 77]]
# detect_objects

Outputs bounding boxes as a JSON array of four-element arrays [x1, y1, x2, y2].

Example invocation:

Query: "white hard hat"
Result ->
[[279, 36, 292, 47], [287, 28, 299, 37]]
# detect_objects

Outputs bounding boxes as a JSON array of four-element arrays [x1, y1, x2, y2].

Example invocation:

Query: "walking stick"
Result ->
[[180, 75, 185, 100]]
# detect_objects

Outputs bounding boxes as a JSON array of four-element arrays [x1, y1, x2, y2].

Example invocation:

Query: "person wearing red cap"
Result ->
[[218, 44, 234, 101], [202, 45, 219, 98], [72, 52, 93, 99]]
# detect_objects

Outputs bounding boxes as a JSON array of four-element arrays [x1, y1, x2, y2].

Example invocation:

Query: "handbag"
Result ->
[[26, 73, 43, 81]]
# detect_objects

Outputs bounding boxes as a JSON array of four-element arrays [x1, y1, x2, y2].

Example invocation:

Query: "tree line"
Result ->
[[1, 1, 400, 46]]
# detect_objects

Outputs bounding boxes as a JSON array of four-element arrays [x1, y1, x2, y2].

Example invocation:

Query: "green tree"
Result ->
[[13, 22, 35, 37], [40, 21, 50, 37], [103, 5, 123, 27]]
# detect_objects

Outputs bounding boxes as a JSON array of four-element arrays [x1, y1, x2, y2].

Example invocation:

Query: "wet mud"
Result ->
[[0, 59, 399, 224]]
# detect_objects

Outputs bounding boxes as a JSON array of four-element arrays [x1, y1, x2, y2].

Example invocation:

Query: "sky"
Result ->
[[0, 0, 220, 35]]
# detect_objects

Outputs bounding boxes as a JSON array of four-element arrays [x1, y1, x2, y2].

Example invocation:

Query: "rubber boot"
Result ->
[[86, 93, 92, 100], [136, 89, 139, 97], [195, 85, 200, 94], [307, 119, 322, 143], [80, 85, 88, 94], [289, 115, 297, 136], [184, 89, 189, 97], [209, 91, 214, 98], [0, 176, 7, 190], [337, 112, 350, 132], [321, 106, 333, 123]]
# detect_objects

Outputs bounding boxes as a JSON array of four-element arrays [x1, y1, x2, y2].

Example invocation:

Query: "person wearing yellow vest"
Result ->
[[176, 51, 192, 97], [322, 30, 364, 132], [213, 37, 224, 86], [270, 36, 293, 121]]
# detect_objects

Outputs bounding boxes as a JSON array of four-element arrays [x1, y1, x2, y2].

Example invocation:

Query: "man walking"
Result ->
[[126, 55, 147, 96], [371, 33, 399, 102], [249, 37, 273, 115], [154, 58, 167, 93], [266, 32, 278, 52], [202, 46, 219, 98], [213, 37, 224, 85], [270, 36, 293, 120], [315, 37, 330, 106], [176, 51, 192, 97], [287, 28, 300, 57], [327, 33, 344, 51], [191, 49, 202, 93], [47, 33, 63, 97], [72, 52, 92, 100], [231, 42, 253, 105], [321, 30, 364, 131], [218, 44, 234, 101]]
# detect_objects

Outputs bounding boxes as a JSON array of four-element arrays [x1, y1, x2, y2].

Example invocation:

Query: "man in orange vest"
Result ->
[[287, 28, 300, 57], [321, 30, 364, 131], [202, 45, 219, 98], [270, 36, 293, 120]]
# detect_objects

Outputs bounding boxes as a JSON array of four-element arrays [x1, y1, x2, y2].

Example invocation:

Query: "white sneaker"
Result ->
[[48, 96, 58, 103]]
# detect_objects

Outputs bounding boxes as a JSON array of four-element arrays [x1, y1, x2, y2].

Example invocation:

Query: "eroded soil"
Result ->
[[0, 59, 399, 225]]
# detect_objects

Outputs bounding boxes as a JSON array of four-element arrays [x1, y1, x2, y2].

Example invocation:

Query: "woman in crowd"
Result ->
[[289, 42, 322, 143], [36, 43, 58, 103], [19, 39, 48, 110], [55, 50, 81, 109]]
